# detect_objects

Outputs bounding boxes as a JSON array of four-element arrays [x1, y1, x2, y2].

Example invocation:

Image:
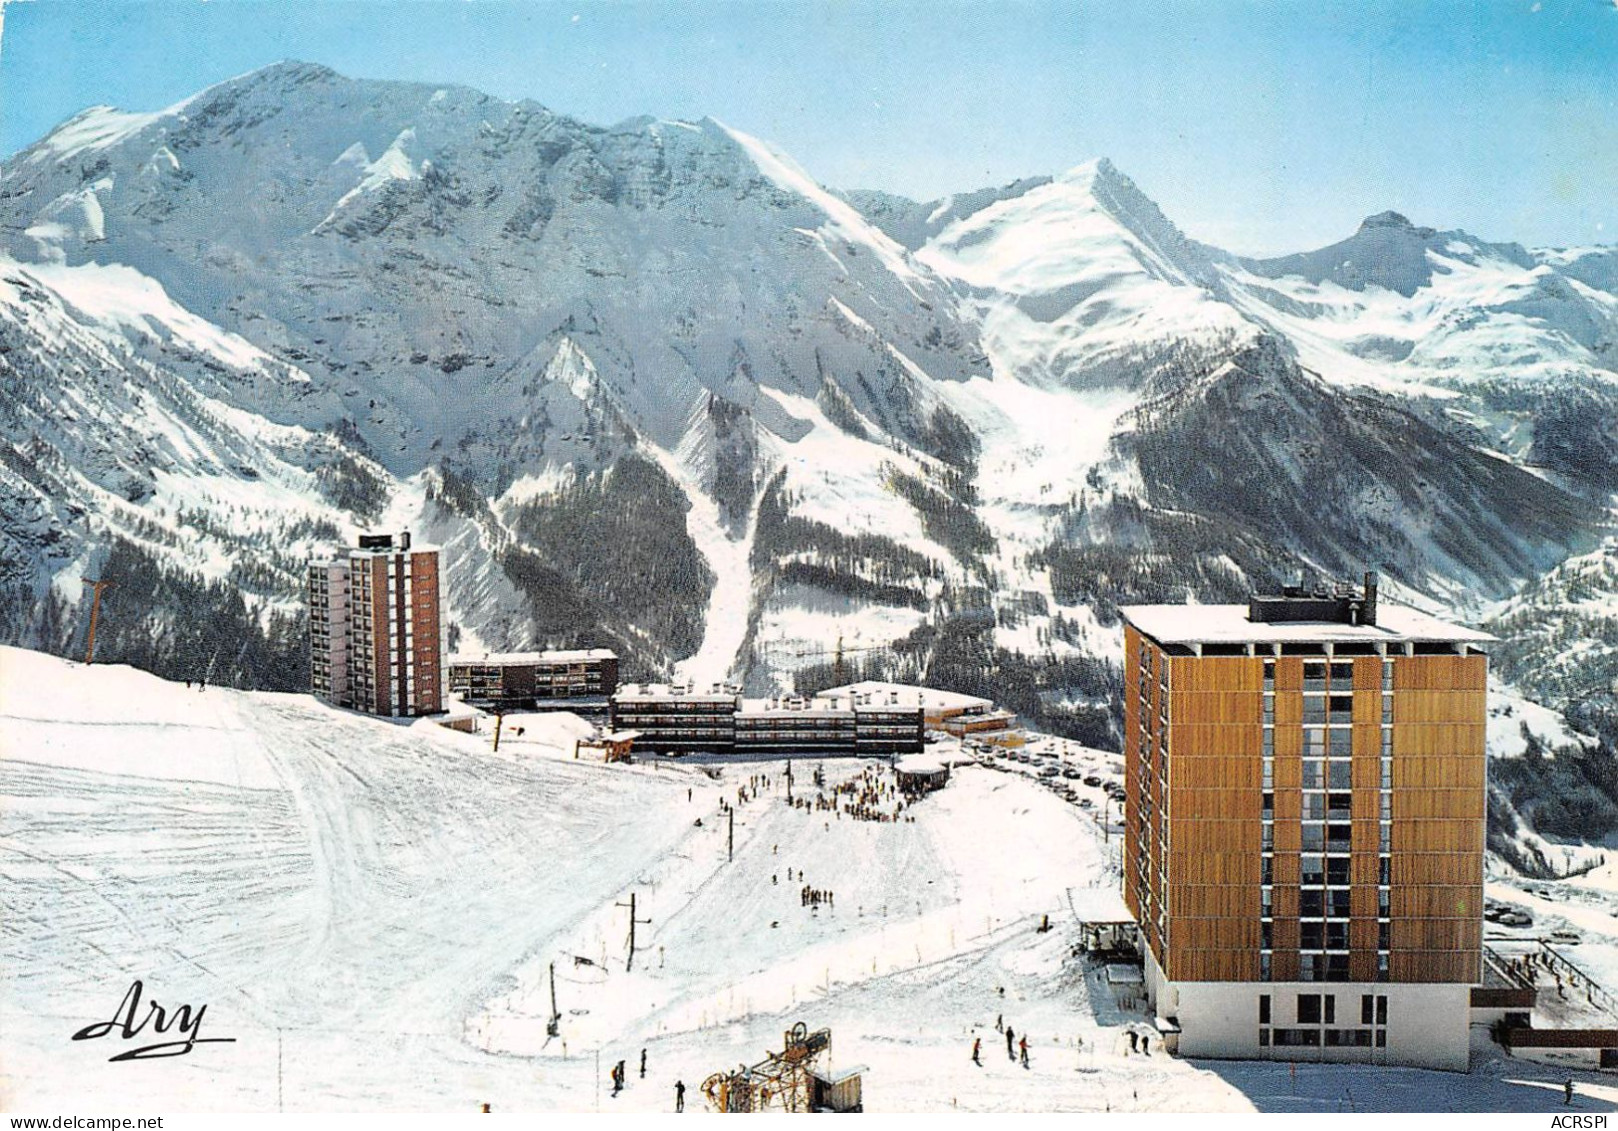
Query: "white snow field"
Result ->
[[3, 646, 1615, 1113]]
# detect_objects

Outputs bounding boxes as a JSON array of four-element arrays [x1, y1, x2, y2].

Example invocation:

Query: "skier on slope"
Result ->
[[675, 1080, 686, 1112], [1006, 1025, 1015, 1060], [972, 1037, 982, 1065], [1019, 1035, 1029, 1068]]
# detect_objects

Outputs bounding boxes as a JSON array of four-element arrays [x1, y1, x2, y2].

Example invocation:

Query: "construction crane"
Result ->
[[81, 577, 113, 665]]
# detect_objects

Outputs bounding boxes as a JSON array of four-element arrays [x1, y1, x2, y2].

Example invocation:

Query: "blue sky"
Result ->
[[2, 0, 1614, 254]]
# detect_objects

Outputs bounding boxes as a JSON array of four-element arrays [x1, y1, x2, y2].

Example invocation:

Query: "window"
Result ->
[[1330, 661, 1353, 684], [1302, 855, 1325, 885], [1304, 662, 1326, 691], [1296, 994, 1322, 1024], [1259, 1029, 1271, 1047], [1261, 952, 1273, 981], [1361, 994, 1375, 1025], [1301, 922, 1324, 950], [1376, 996, 1388, 1025], [1326, 954, 1351, 981], [1375, 1030, 1387, 1048], [1300, 889, 1324, 917], [1323, 995, 1336, 1024], [1259, 994, 1272, 1024], [1327, 857, 1351, 885]]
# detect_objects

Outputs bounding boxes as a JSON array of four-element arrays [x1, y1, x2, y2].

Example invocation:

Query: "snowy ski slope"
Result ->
[[3, 647, 1616, 1112]]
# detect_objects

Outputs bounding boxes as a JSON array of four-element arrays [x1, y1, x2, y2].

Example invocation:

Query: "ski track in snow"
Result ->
[[643, 444, 756, 688], [4, 649, 1617, 1111]]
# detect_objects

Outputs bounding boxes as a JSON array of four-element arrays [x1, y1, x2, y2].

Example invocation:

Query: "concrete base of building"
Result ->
[[1143, 949, 1471, 1072]]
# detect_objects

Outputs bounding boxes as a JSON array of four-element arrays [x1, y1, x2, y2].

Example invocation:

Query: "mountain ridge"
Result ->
[[0, 61, 1612, 788]]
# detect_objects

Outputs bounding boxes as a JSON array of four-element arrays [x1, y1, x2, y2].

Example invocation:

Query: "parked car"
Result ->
[[1062, 768, 1083, 780], [1084, 775, 1102, 788]]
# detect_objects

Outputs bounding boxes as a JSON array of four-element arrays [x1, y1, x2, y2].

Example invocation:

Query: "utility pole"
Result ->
[[729, 805, 735, 862], [81, 578, 112, 664], [548, 961, 561, 1037], [492, 712, 505, 753], [616, 891, 651, 971]]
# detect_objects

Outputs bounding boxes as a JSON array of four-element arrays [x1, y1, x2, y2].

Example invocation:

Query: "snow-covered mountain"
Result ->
[[1, 62, 1613, 766]]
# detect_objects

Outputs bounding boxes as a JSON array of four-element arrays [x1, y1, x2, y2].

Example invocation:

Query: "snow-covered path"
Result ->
[[4, 648, 1615, 1112], [643, 441, 757, 687]]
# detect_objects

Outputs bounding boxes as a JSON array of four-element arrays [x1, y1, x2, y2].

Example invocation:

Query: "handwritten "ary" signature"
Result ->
[[71, 980, 236, 1062]]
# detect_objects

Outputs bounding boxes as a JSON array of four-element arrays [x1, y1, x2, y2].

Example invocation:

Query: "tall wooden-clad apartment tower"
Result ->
[[309, 532, 444, 717], [1120, 575, 1491, 1071]]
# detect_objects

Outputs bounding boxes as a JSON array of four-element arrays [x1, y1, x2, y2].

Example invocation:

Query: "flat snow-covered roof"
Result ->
[[450, 649, 617, 664], [348, 542, 441, 556], [1069, 886, 1135, 923], [819, 680, 994, 711], [739, 697, 856, 718], [1119, 602, 1494, 647], [614, 683, 739, 701]]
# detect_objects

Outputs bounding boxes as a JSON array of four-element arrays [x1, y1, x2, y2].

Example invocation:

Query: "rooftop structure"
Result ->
[[819, 680, 994, 715], [1119, 602, 1494, 651]]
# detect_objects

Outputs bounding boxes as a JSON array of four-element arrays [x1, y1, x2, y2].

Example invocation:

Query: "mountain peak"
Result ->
[[1357, 210, 1437, 239], [1054, 155, 1126, 189], [239, 60, 342, 85], [1361, 210, 1416, 231]]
